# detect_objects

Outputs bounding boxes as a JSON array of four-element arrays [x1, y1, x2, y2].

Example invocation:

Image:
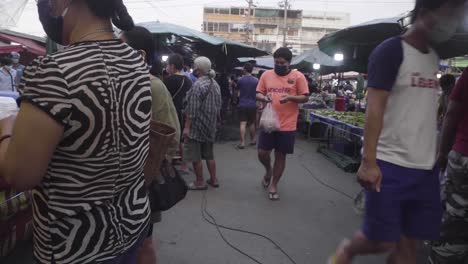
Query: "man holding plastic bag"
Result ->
[[256, 48, 309, 201]]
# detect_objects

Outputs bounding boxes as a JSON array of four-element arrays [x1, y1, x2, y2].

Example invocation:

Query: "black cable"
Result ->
[[200, 190, 298, 264], [296, 147, 354, 200]]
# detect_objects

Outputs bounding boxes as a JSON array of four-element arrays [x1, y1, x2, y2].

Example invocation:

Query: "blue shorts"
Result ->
[[258, 131, 296, 154], [363, 160, 442, 242]]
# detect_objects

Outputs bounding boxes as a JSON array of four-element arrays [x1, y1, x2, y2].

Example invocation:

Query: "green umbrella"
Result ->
[[318, 15, 404, 73], [139, 21, 268, 69]]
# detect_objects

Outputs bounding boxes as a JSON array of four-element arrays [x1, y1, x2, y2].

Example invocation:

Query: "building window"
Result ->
[[219, 8, 230, 14], [231, 23, 245, 32], [207, 22, 215, 32], [219, 23, 229, 32], [260, 28, 265, 34], [204, 8, 214, 14], [231, 8, 240, 15]]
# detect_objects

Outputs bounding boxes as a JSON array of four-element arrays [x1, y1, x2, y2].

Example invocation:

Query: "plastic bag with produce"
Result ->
[[259, 103, 280, 133]]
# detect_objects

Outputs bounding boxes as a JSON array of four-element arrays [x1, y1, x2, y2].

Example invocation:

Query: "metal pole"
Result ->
[[283, 0, 288, 47], [246, 0, 253, 44]]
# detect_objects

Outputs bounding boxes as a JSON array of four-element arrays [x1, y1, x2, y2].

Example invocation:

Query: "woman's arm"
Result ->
[[0, 102, 64, 191]]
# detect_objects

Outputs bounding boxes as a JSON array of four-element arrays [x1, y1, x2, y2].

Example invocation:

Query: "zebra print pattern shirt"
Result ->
[[18, 40, 151, 264]]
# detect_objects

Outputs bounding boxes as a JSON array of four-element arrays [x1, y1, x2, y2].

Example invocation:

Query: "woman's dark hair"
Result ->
[[123, 26, 155, 66], [85, 0, 134, 30], [411, 0, 464, 23], [439, 74, 456, 88], [273, 47, 293, 63], [244, 62, 254, 74], [150, 59, 164, 78], [167, 54, 184, 71], [258, 69, 265, 79]]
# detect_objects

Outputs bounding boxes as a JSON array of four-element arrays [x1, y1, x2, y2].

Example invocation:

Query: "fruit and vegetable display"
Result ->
[[313, 110, 365, 128]]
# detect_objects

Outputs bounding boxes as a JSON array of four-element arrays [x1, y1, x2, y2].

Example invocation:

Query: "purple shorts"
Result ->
[[258, 131, 296, 154], [363, 160, 442, 242]]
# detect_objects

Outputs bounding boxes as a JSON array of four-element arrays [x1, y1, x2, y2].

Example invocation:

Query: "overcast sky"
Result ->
[[12, 0, 416, 37]]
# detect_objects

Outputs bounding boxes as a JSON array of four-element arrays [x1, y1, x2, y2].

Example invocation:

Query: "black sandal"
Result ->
[[236, 145, 245, 150]]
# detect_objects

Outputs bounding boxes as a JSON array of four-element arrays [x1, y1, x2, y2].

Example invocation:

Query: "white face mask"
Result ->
[[11, 59, 19, 64], [427, 12, 461, 44]]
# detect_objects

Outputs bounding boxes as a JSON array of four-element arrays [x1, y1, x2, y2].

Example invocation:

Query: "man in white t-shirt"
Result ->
[[330, 0, 465, 263]]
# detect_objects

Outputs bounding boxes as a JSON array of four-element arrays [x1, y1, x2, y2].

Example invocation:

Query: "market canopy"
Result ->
[[0, 29, 46, 56], [318, 11, 468, 72], [138, 21, 268, 69], [318, 15, 404, 73]]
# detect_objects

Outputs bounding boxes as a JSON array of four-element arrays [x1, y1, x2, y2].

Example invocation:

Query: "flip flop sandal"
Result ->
[[206, 179, 220, 188], [236, 145, 245, 150], [262, 178, 270, 189], [268, 192, 280, 201], [188, 182, 208, 191], [249, 142, 257, 146]]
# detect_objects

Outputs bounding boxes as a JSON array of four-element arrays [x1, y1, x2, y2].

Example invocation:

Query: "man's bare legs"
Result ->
[[239, 121, 247, 147], [269, 152, 286, 194], [258, 149, 272, 185], [333, 232, 418, 264], [249, 122, 256, 144], [206, 160, 218, 185], [192, 160, 204, 187]]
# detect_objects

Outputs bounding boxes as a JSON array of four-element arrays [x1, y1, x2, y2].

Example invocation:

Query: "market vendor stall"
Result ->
[[308, 110, 365, 172]]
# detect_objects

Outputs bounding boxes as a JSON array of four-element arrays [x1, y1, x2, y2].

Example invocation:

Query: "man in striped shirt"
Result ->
[[183, 57, 222, 190]]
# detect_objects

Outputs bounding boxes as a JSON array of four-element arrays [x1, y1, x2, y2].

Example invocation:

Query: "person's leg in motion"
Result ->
[[333, 231, 395, 264], [387, 236, 418, 264], [192, 160, 204, 186], [333, 160, 402, 263], [249, 122, 256, 144], [239, 121, 247, 148], [269, 151, 286, 195], [204, 142, 219, 186], [258, 149, 272, 187], [206, 160, 218, 186]]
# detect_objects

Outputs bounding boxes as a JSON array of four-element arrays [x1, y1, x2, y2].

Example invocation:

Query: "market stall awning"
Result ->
[[138, 21, 268, 69], [0, 29, 46, 56], [0, 42, 23, 54]]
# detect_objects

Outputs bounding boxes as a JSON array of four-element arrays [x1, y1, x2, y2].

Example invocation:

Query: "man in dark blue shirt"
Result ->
[[237, 63, 258, 149]]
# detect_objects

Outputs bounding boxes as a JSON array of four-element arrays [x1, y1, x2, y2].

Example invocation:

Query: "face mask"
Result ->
[[37, 0, 70, 45], [274, 64, 289, 76], [12, 59, 19, 64], [427, 13, 460, 44]]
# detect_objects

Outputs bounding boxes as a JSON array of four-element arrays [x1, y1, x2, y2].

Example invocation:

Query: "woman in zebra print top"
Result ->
[[0, 0, 152, 263]]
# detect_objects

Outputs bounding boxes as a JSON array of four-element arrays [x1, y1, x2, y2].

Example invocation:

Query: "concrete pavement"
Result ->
[[155, 138, 386, 264]]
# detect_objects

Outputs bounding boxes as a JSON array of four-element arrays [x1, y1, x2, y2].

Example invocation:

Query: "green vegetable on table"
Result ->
[[313, 110, 365, 128]]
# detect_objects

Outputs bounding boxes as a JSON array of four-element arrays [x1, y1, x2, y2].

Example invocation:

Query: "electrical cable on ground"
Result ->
[[296, 148, 354, 200], [200, 190, 298, 264]]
